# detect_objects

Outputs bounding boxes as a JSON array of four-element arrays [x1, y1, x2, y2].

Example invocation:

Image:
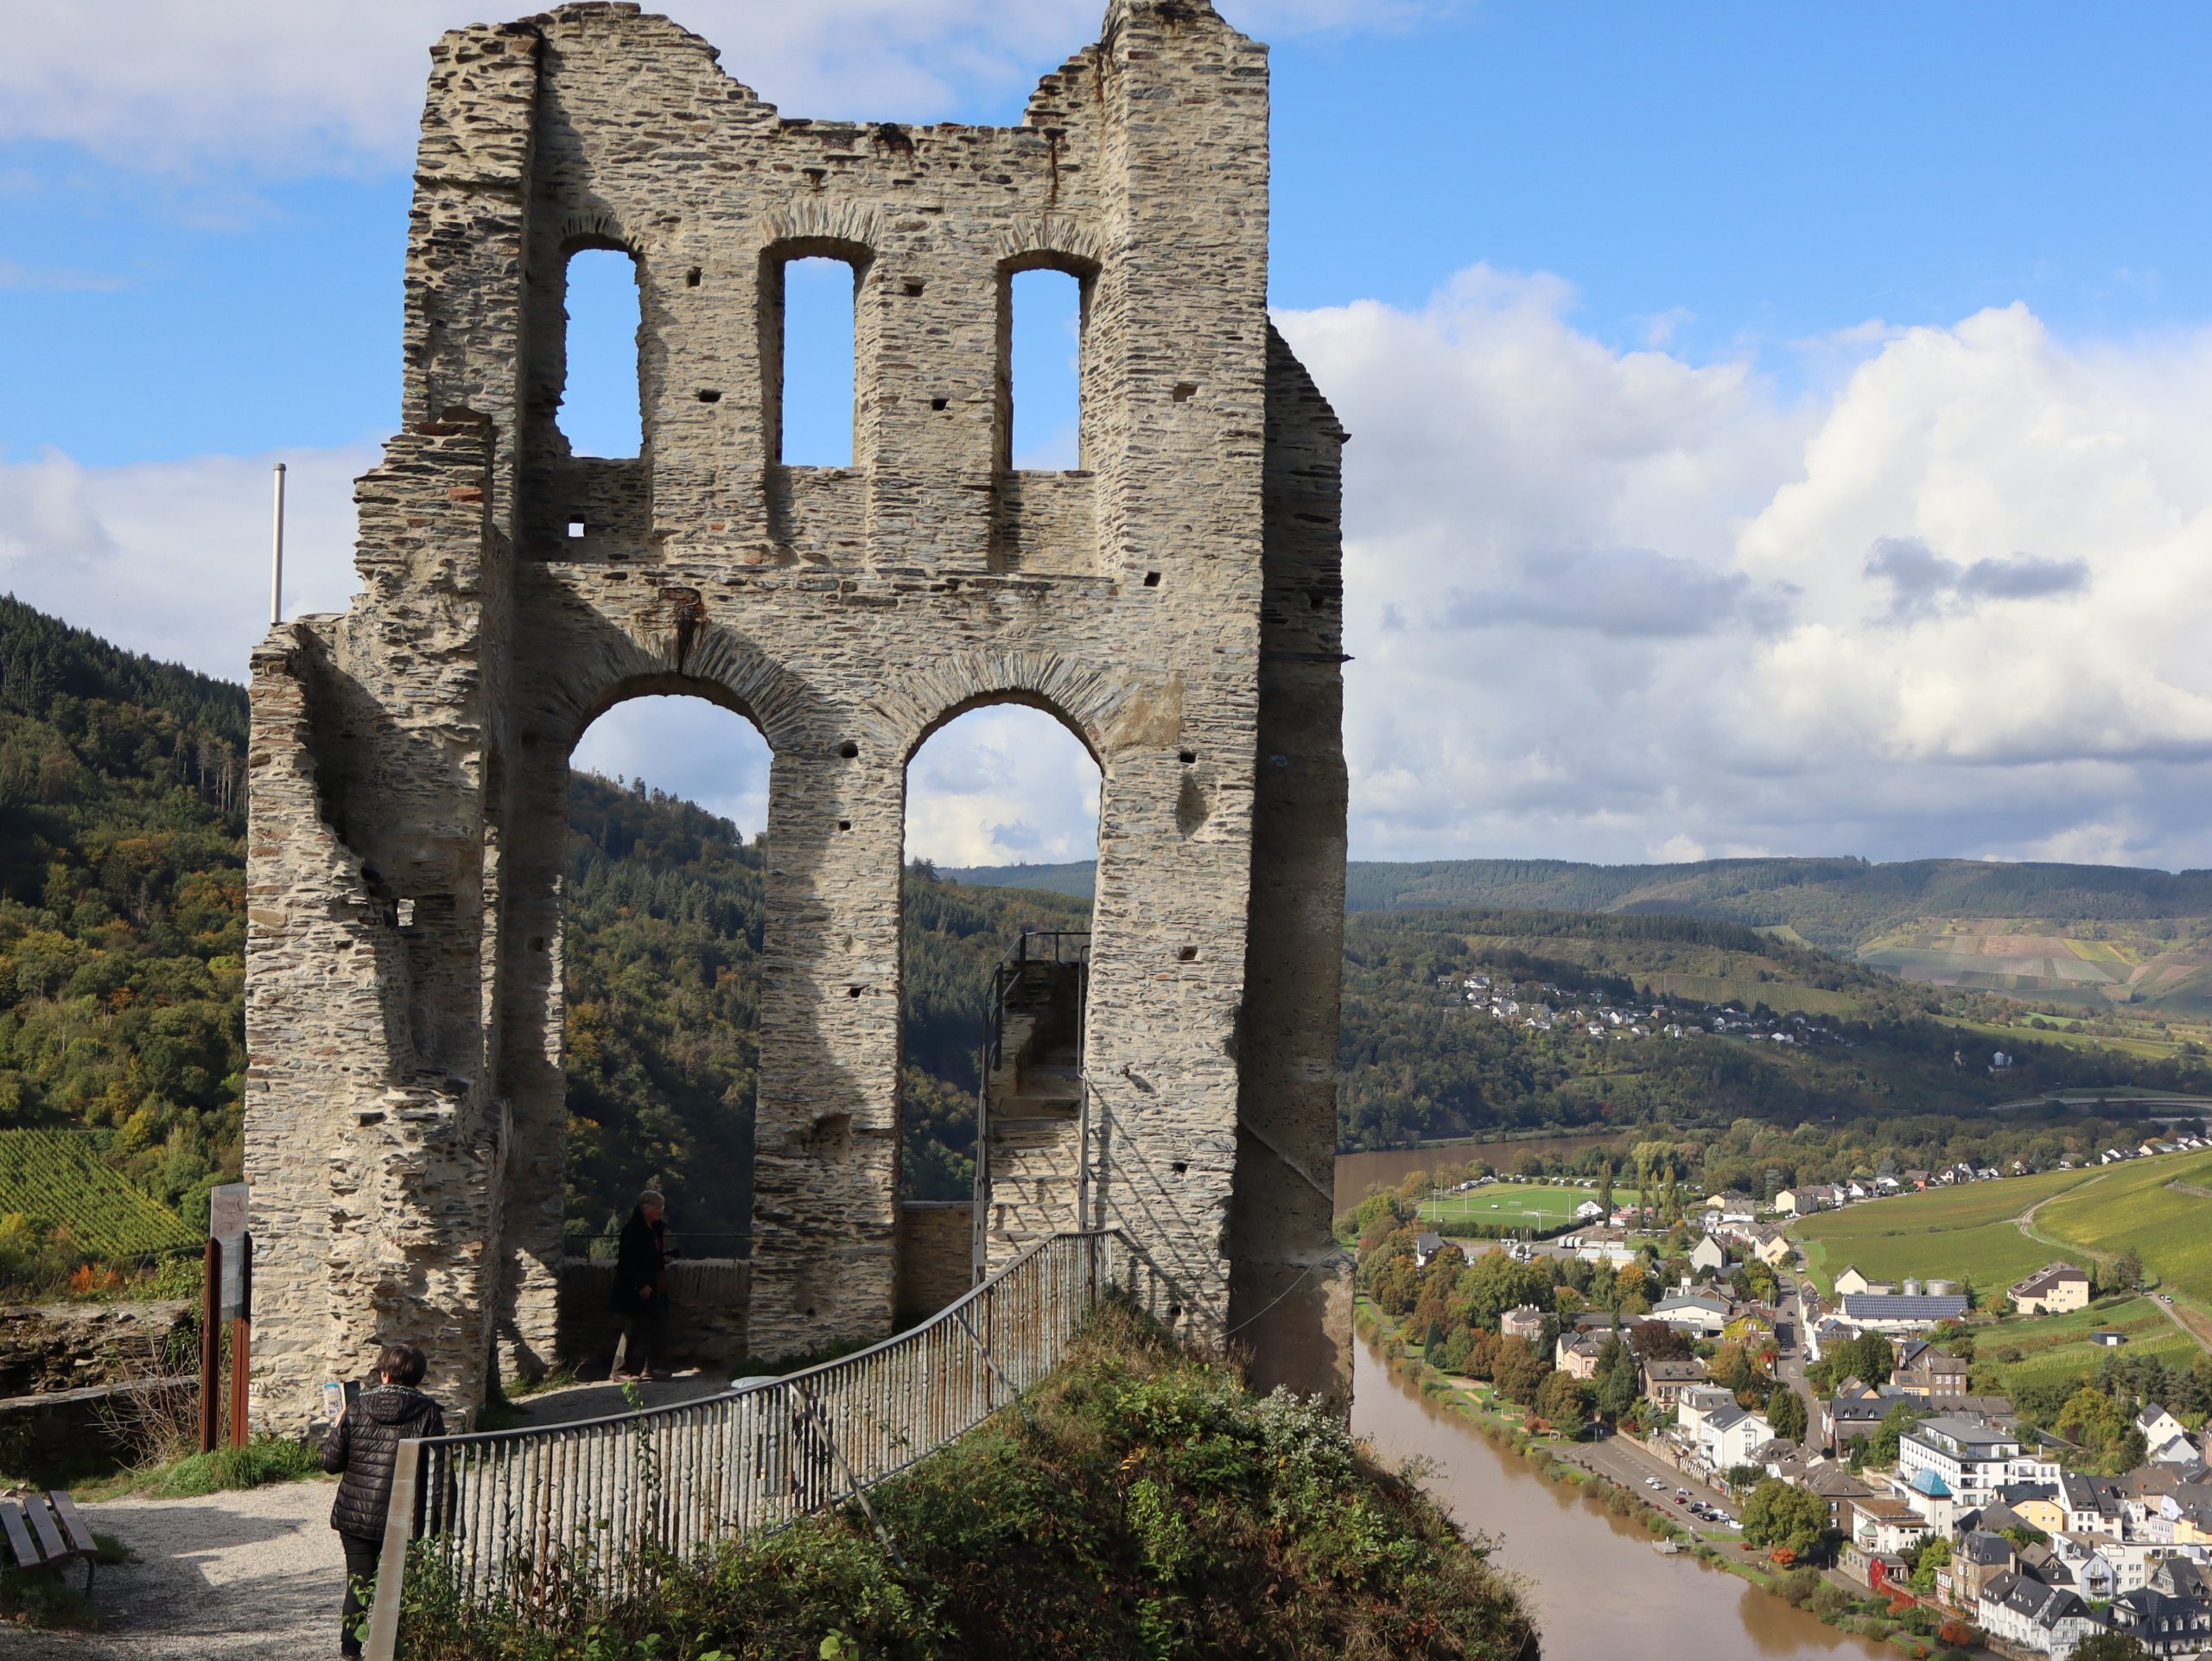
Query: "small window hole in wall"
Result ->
[[1142, 570, 1161, 588], [839, 740, 860, 759], [779, 255, 859, 467], [559, 246, 643, 459], [931, 397, 949, 411], [567, 519, 587, 539], [1178, 749, 1196, 765], [696, 389, 721, 404], [1171, 1161, 1188, 1176], [396, 899, 416, 928], [848, 984, 864, 998], [1171, 381, 1198, 403], [904, 278, 926, 297], [1177, 945, 1198, 963], [837, 819, 852, 832], [1005, 266, 1083, 468], [685, 266, 702, 289]]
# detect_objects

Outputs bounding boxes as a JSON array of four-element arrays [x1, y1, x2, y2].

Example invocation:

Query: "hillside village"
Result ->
[[1357, 1135, 2212, 1659], [1454, 969, 1842, 1047]]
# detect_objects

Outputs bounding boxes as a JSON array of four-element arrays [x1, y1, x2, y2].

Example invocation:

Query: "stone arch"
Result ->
[[874, 648, 1130, 772], [535, 601, 828, 762], [992, 216, 1104, 274]]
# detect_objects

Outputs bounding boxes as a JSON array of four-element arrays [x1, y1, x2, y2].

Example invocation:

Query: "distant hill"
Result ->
[[942, 860, 1096, 900], [949, 855, 2212, 1016], [1333, 905, 2212, 1149]]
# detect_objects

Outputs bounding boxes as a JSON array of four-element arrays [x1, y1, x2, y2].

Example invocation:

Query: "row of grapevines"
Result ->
[[0, 1130, 199, 1257]]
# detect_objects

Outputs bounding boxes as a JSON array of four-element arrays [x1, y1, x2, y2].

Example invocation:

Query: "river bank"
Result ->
[[1351, 1306, 1980, 1661]]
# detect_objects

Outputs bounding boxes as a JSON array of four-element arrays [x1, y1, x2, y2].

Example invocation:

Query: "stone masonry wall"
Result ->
[[245, 0, 1349, 1429], [895, 1202, 974, 1324]]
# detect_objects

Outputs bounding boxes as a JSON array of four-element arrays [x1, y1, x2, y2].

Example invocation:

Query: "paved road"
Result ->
[[1549, 1424, 1742, 1537]]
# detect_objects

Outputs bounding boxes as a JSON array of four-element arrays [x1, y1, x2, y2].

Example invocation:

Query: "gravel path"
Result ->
[[6, 1476, 343, 1660]]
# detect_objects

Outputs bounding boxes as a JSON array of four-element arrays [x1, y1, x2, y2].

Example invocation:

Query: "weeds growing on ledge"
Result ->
[[399, 1301, 1540, 1661]]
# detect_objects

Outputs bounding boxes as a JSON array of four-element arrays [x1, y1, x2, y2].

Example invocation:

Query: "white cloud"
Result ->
[[0, 442, 371, 682], [0, 1, 1422, 176], [1277, 276, 2212, 870], [906, 707, 1100, 868]]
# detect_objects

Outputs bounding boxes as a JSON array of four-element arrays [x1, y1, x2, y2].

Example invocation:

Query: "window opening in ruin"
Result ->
[[778, 256, 859, 467], [559, 248, 643, 458], [564, 692, 772, 1262], [1003, 268, 1084, 470], [902, 703, 1099, 1212]]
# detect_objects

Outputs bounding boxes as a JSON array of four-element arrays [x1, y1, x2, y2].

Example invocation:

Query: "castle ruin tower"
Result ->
[[243, 0, 1350, 1426]]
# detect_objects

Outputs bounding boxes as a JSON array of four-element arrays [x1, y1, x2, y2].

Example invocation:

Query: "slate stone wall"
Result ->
[[245, 0, 1348, 1431]]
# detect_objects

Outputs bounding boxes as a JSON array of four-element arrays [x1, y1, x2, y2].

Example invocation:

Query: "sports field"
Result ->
[[1792, 1166, 2093, 1296], [2035, 1149, 2212, 1306], [1419, 1182, 1595, 1233]]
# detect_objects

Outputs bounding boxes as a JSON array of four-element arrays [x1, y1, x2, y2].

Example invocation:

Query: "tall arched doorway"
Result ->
[[563, 694, 772, 1263], [903, 703, 1099, 1287]]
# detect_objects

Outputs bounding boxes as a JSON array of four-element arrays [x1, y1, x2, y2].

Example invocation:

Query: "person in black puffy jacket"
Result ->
[[321, 1343, 445, 1659]]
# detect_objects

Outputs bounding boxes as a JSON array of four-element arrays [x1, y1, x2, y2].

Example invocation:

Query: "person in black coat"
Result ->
[[610, 1188, 673, 1380], [321, 1343, 446, 1660]]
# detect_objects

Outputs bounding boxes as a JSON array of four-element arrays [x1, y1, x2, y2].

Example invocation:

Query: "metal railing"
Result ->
[[364, 1228, 1135, 1660]]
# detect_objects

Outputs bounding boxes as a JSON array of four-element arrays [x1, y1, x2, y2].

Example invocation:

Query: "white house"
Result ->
[[2140, 1406, 2195, 1465], [1978, 1572, 2105, 1660], [1899, 1416, 2059, 1508], [1650, 1288, 1734, 1340], [1834, 1264, 1876, 1296], [1695, 1402, 1774, 1473], [1689, 1235, 1729, 1275]]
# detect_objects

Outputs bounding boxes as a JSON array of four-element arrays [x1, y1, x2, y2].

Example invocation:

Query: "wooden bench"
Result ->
[[0, 1491, 97, 1591]]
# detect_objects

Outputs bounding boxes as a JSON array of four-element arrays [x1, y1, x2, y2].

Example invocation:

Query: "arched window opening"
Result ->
[[772, 255, 860, 467], [560, 247, 643, 458], [564, 695, 772, 1267], [1001, 267, 1084, 470], [902, 706, 1099, 1217]]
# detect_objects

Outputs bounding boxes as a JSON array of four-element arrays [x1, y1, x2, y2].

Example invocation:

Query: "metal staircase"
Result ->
[[973, 931, 1090, 1280]]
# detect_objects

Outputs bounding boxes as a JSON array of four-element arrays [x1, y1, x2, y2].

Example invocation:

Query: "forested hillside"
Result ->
[[0, 595, 249, 1243], [1333, 907, 2212, 1149], [949, 854, 2212, 1017], [948, 854, 2212, 945]]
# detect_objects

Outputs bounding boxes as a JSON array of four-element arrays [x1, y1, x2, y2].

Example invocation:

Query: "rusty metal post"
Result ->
[[199, 1236, 221, 1454]]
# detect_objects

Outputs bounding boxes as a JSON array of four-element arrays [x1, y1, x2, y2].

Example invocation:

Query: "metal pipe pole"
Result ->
[[269, 461, 287, 627]]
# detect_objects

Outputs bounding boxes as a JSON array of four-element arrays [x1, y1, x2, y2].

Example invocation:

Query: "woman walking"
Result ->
[[610, 1188, 675, 1381], [321, 1343, 446, 1660]]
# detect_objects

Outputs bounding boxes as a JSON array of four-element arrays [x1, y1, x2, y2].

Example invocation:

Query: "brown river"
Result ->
[[1351, 1338, 1889, 1661]]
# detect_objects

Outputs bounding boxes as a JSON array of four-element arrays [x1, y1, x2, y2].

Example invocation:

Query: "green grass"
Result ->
[[1791, 1167, 2094, 1295], [88, 1435, 325, 1500], [1933, 1013, 2184, 1063], [2036, 1150, 2212, 1305], [1420, 1181, 1597, 1231], [1979, 1296, 2200, 1391], [0, 1130, 199, 1257]]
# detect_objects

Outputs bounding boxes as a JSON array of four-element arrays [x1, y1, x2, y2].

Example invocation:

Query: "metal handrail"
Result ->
[[364, 1228, 1136, 1660]]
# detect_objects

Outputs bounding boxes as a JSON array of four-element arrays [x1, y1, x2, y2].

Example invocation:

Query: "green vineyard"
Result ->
[[0, 1130, 200, 1258]]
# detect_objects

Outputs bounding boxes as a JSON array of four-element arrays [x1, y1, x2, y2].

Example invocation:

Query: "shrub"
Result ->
[[1776, 1568, 1822, 1607]]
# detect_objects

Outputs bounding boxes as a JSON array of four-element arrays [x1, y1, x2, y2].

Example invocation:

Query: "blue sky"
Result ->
[[5, 1, 2212, 869]]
